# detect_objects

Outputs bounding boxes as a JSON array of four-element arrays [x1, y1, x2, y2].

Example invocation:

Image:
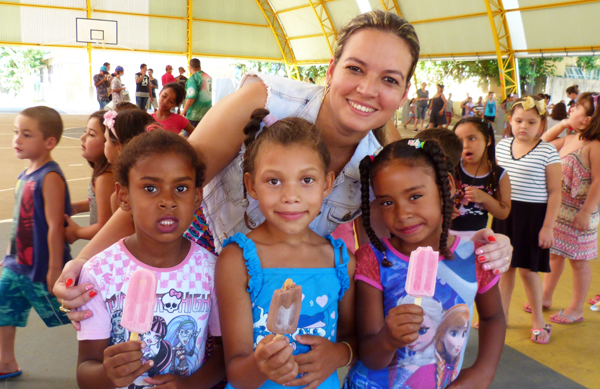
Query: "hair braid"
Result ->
[[423, 141, 454, 259], [359, 157, 392, 266]]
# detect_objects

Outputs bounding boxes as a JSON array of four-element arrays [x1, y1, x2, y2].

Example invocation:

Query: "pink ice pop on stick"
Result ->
[[405, 246, 439, 306], [121, 268, 158, 341]]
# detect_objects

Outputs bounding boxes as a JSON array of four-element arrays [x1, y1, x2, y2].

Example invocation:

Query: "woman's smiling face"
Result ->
[[324, 29, 413, 137]]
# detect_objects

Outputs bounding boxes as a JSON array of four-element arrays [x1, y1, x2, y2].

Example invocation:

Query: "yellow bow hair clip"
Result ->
[[514, 96, 547, 116]]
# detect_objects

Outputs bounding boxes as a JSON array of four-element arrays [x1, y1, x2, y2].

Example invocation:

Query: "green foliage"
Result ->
[[233, 61, 328, 82], [234, 61, 287, 78], [415, 60, 500, 84], [516, 58, 560, 90], [298, 65, 328, 81], [576, 56, 600, 70], [0, 47, 46, 95]]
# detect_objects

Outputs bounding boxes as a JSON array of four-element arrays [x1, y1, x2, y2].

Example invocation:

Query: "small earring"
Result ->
[[321, 83, 331, 105]]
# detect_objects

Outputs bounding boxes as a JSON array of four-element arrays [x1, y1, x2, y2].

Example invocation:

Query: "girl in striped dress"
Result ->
[[492, 96, 562, 344], [540, 92, 600, 322]]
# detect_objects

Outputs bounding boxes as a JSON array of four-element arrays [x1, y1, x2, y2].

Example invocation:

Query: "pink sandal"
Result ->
[[588, 295, 600, 305], [531, 324, 552, 344]]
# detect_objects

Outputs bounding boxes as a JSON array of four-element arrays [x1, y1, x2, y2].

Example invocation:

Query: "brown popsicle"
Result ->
[[266, 278, 303, 335]]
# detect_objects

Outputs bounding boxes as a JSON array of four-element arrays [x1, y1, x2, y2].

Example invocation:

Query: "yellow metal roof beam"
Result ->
[[288, 33, 325, 41], [255, 0, 300, 80], [484, 0, 518, 100], [307, 0, 337, 56], [379, 0, 402, 17], [277, 0, 337, 14], [0, 1, 85, 11]]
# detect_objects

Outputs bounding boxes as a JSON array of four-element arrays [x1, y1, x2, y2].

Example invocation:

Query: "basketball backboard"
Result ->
[[76, 18, 118, 45]]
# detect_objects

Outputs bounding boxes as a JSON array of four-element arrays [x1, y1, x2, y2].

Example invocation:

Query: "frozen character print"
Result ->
[[141, 316, 173, 377], [110, 309, 127, 345], [404, 304, 470, 389], [389, 296, 445, 388], [161, 288, 183, 313], [165, 315, 200, 377]]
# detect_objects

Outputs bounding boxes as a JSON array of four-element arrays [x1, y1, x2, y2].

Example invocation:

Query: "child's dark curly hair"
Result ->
[[359, 139, 454, 266], [114, 129, 205, 189]]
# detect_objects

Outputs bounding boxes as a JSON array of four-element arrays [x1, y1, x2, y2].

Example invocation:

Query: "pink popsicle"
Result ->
[[121, 268, 158, 341], [405, 246, 439, 306]]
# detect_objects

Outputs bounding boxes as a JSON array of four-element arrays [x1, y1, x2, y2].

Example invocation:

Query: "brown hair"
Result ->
[[333, 10, 420, 87], [114, 102, 139, 112], [509, 95, 548, 120], [550, 101, 568, 121], [162, 82, 186, 106], [575, 92, 600, 141], [189, 58, 200, 70], [19, 106, 63, 143], [115, 130, 205, 189], [87, 111, 111, 185], [416, 128, 462, 174], [107, 110, 156, 146], [242, 109, 331, 176], [566, 84, 579, 96]]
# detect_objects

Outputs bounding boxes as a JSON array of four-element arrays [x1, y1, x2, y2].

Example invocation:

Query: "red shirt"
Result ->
[[151, 113, 189, 134], [161, 72, 177, 86]]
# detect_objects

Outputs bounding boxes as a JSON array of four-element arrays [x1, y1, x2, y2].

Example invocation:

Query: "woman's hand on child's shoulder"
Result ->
[[254, 334, 298, 385], [383, 304, 424, 351], [285, 335, 346, 389], [470, 230, 512, 274], [103, 340, 153, 388]]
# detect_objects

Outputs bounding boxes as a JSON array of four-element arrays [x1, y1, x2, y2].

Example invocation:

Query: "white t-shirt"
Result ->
[[496, 138, 560, 203], [78, 238, 220, 384]]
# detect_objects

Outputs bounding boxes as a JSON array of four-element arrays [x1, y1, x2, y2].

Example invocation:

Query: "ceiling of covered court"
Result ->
[[1, 0, 599, 65]]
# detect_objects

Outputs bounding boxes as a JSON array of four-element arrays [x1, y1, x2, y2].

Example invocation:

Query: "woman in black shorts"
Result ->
[[428, 84, 447, 128]]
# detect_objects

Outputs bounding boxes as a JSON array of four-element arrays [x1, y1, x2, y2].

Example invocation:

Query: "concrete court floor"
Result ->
[[0, 113, 597, 388]]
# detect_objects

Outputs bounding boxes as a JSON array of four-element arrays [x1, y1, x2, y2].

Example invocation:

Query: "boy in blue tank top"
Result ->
[[0, 106, 72, 380]]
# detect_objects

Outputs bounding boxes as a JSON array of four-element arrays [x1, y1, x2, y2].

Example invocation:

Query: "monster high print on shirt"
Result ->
[[77, 239, 220, 389]]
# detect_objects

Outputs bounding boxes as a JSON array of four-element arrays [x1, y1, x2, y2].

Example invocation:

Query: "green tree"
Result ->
[[576, 56, 600, 70], [0, 47, 46, 95], [415, 59, 499, 84], [234, 61, 328, 82], [516, 57, 560, 92]]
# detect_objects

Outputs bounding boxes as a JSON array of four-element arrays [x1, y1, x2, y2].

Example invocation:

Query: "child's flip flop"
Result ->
[[549, 309, 583, 324], [531, 324, 552, 344], [0, 370, 22, 380], [588, 295, 600, 305], [591, 303, 600, 312]]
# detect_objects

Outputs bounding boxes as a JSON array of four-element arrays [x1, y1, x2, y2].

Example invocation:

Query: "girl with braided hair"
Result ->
[[344, 139, 505, 389]]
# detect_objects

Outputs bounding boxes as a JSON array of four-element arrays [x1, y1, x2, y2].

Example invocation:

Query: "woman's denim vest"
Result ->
[[202, 72, 381, 252]]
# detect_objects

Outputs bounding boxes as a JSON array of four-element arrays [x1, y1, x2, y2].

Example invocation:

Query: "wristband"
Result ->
[[341, 341, 353, 368]]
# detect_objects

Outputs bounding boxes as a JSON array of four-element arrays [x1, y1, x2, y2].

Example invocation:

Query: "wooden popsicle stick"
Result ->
[[414, 297, 422, 306], [130, 332, 139, 341]]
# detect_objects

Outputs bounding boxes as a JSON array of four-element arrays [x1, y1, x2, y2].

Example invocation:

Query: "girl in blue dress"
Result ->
[[216, 109, 356, 389]]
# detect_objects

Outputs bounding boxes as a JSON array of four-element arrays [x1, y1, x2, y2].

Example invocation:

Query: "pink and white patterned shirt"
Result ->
[[78, 238, 220, 383]]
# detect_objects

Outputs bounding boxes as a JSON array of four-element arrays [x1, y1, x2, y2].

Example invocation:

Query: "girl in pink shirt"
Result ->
[[151, 82, 196, 137]]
